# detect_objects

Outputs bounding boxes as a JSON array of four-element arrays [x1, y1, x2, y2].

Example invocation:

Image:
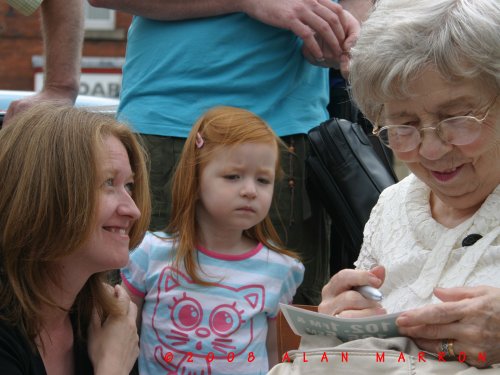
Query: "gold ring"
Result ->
[[440, 339, 456, 358], [448, 339, 456, 357]]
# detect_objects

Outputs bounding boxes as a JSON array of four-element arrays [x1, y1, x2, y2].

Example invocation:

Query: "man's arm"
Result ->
[[41, 0, 84, 102], [4, 0, 84, 125], [87, 0, 238, 20], [88, 0, 351, 66]]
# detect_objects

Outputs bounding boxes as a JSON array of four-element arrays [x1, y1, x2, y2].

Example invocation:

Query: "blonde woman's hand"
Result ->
[[88, 284, 139, 375], [318, 265, 386, 318]]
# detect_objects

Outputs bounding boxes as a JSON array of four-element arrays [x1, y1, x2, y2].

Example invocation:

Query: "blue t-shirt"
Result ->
[[118, 13, 330, 137]]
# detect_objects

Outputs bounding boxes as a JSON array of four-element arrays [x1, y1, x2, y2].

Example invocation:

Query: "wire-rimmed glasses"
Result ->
[[373, 97, 498, 152]]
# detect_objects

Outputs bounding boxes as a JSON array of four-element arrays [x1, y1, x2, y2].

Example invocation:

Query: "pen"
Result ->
[[354, 285, 383, 301]]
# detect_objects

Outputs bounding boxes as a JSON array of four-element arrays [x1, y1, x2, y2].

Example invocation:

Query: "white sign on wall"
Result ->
[[34, 71, 122, 98]]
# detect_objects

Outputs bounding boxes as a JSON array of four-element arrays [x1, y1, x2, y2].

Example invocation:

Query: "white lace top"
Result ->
[[355, 174, 500, 313]]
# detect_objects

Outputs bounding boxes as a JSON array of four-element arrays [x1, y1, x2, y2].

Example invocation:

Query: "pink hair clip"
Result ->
[[195, 132, 204, 149]]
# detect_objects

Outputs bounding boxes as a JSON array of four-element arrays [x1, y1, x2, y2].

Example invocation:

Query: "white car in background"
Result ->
[[0, 90, 118, 128]]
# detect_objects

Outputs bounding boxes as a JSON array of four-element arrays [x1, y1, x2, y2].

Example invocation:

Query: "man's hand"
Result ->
[[301, 7, 359, 76], [242, 0, 355, 63], [3, 86, 77, 126]]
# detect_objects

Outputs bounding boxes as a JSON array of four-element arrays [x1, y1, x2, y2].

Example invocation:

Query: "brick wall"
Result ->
[[0, 3, 132, 91]]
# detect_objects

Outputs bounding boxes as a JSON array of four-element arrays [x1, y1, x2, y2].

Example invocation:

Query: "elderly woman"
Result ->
[[0, 104, 150, 374], [317, 0, 500, 370]]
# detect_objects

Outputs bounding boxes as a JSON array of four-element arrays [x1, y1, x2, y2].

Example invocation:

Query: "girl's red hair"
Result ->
[[167, 106, 299, 284]]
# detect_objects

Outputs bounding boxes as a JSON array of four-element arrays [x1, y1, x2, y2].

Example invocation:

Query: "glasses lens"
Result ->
[[440, 117, 482, 145], [379, 126, 419, 152]]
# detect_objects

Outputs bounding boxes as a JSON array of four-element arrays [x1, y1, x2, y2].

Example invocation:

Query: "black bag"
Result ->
[[306, 118, 398, 273]]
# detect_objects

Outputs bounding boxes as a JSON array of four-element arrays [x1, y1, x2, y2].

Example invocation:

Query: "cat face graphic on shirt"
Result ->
[[152, 266, 265, 359]]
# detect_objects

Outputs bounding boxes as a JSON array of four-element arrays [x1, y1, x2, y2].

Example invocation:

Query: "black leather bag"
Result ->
[[306, 118, 398, 272]]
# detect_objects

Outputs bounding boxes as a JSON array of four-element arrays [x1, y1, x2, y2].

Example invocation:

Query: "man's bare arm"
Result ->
[[42, 0, 84, 101], [4, 0, 83, 125], [89, 0, 354, 65]]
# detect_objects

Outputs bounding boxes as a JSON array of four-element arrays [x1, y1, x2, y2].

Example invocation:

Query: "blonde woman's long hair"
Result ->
[[168, 106, 299, 285], [0, 103, 150, 347]]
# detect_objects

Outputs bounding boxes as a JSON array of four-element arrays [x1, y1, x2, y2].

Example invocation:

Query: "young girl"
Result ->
[[121, 106, 304, 374]]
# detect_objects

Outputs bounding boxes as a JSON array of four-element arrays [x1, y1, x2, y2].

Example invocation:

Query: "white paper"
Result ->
[[280, 303, 403, 342]]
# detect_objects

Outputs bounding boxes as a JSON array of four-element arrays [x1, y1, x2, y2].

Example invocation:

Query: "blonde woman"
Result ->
[[0, 104, 151, 374]]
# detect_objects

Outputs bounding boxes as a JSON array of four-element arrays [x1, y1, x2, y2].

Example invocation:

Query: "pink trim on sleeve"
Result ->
[[121, 272, 146, 298]]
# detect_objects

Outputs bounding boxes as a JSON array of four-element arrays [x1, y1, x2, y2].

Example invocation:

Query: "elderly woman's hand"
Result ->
[[396, 286, 500, 368], [88, 284, 139, 375], [318, 265, 386, 318]]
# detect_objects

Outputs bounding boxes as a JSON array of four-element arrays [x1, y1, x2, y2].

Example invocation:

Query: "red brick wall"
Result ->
[[0, 3, 132, 91]]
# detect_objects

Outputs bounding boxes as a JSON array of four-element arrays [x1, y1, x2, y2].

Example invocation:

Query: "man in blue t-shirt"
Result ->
[[89, 0, 373, 305]]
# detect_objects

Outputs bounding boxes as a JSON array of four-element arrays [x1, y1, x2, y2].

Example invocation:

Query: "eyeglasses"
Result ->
[[373, 96, 497, 152]]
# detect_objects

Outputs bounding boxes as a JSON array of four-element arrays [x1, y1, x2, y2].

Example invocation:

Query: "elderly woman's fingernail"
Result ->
[[396, 316, 409, 326]]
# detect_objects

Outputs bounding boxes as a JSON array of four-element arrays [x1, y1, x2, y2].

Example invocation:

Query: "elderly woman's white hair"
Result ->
[[350, 0, 500, 122]]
